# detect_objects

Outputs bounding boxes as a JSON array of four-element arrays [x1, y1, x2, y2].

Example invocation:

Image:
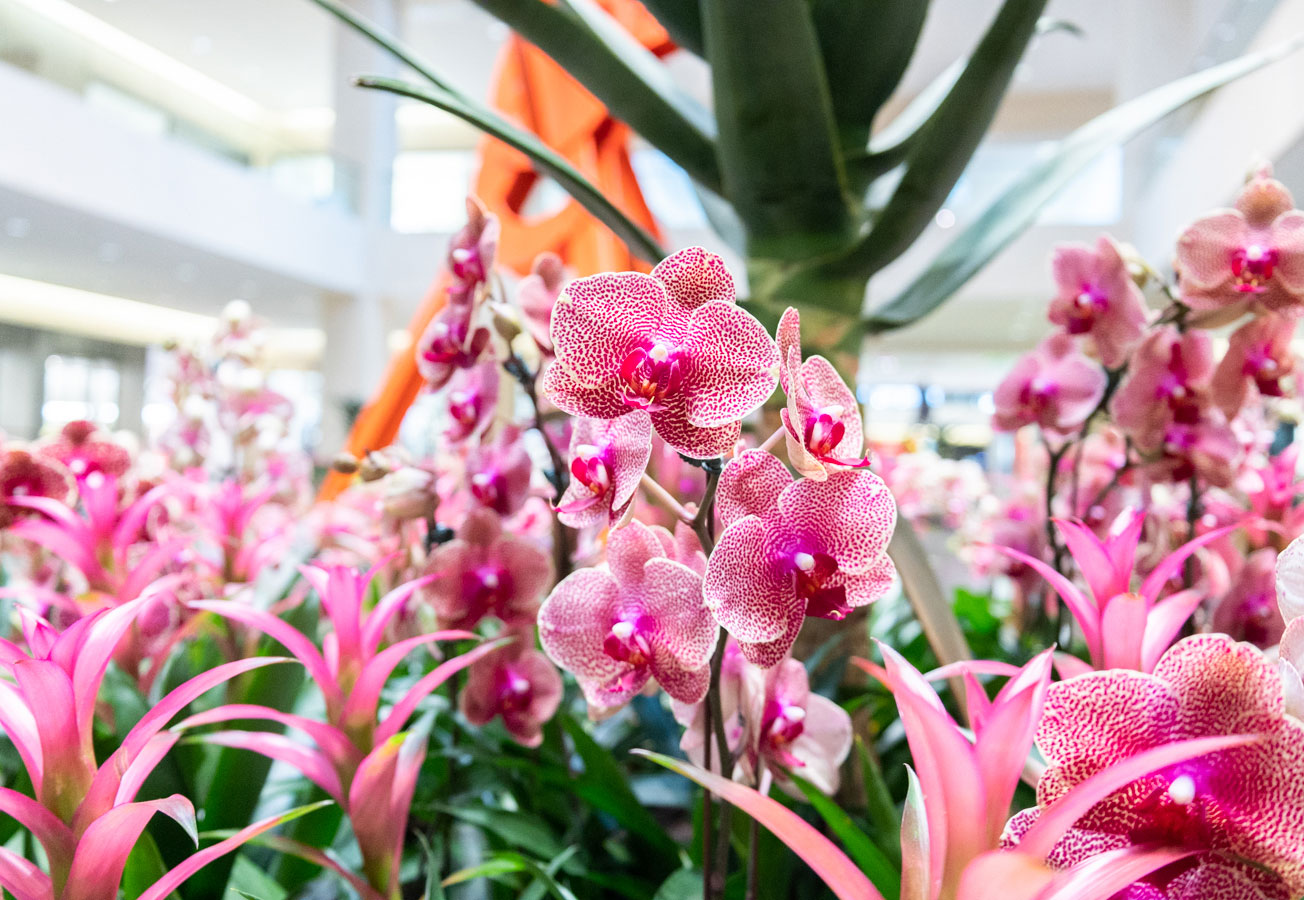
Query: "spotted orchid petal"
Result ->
[[555, 412, 653, 529]]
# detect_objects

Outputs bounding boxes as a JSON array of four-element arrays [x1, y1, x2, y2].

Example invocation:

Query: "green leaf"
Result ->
[[225, 857, 288, 900], [810, 0, 930, 151], [444, 851, 580, 900], [837, 0, 1050, 276], [887, 515, 973, 670], [866, 32, 1304, 332], [122, 832, 174, 900], [639, 0, 703, 56], [559, 714, 680, 864], [701, 0, 854, 257], [357, 76, 665, 264], [789, 774, 900, 900], [466, 0, 721, 191], [432, 803, 565, 862], [652, 868, 702, 900], [855, 737, 902, 864]]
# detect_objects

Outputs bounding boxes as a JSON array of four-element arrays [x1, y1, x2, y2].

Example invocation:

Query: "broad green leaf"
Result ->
[[855, 737, 902, 863], [838, 0, 1049, 276], [225, 857, 288, 900], [887, 515, 973, 671], [790, 774, 900, 900], [652, 868, 702, 900], [467, 0, 721, 192], [358, 76, 665, 264], [122, 832, 174, 900], [811, 0, 930, 151], [867, 32, 1304, 332], [701, 0, 854, 256], [444, 851, 580, 900], [639, 0, 703, 56], [432, 803, 566, 862]]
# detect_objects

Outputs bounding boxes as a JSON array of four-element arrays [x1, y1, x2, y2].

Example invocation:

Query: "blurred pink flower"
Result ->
[[1048, 237, 1150, 368], [1212, 548, 1283, 648], [460, 635, 563, 747], [1176, 167, 1304, 312], [1112, 326, 1215, 451], [538, 519, 717, 710], [447, 196, 499, 306], [415, 305, 492, 393], [465, 426, 533, 516], [445, 362, 500, 445], [555, 411, 653, 529], [542, 247, 779, 459], [41, 421, 131, 482], [775, 307, 870, 480], [740, 656, 851, 795], [1211, 314, 1297, 418], [518, 252, 566, 355], [0, 449, 72, 530], [703, 450, 896, 667], [1003, 635, 1304, 899], [993, 333, 1106, 434], [422, 507, 552, 631]]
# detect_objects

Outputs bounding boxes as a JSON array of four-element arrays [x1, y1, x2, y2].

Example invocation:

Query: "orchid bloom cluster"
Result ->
[[976, 164, 1304, 650]]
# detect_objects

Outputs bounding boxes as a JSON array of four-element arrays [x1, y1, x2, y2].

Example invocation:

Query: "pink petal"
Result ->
[[681, 302, 779, 428], [1140, 589, 1205, 672], [717, 449, 792, 529], [199, 731, 344, 801], [538, 568, 624, 683], [702, 516, 793, 643], [642, 558, 715, 670], [540, 363, 628, 420], [1177, 211, 1245, 293], [1099, 593, 1147, 670], [735, 603, 804, 668], [651, 247, 736, 310], [649, 402, 741, 459], [550, 271, 679, 388], [606, 519, 666, 587], [778, 470, 896, 574], [649, 648, 712, 705], [776, 306, 802, 393]]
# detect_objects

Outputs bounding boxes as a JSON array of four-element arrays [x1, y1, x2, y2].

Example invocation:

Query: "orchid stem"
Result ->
[[639, 473, 694, 522], [706, 638, 735, 894], [702, 690, 715, 900], [758, 426, 785, 454], [690, 458, 724, 555]]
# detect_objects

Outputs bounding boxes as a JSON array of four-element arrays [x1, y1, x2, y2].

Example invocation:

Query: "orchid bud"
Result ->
[[332, 452, 360, 475]]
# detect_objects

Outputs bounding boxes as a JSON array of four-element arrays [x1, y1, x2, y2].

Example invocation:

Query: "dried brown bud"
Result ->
[[331, 452, 360, 475]]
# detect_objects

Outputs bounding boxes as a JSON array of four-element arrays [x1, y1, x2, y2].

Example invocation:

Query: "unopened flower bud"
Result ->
[[359, 452, 389, 482], [331, 452, 360, 475], [490, 302, 522, 343]]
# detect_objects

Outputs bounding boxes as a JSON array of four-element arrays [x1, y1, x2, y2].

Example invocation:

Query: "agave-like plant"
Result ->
[[313, 0, 1301, 354]]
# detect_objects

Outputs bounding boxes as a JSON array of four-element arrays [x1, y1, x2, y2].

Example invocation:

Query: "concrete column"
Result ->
[[318, 0, 399, 457]]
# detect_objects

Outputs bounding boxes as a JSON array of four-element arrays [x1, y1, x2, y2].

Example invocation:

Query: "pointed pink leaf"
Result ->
[[7, 495, 89, 536], [13, 659, 88, 811], [1099, 593, 1146, 670], [189, 601, 339, 707], [1017, 733, 1257, 859], [1138, 523, 1240, 603], [119, 539, 188, 603], [900, 765, 934, 900], [1140, 589, 1205, 672], [344, 630, 477, 727], [973, 651, 1053, 843], [923, 660, 1023, 682], [375, 637, 511, 743], [198, 731, 344, 801], [956, 850, 1059, 900], [1040, 845, 1198, 900], [111, 481, 180, 552], [1053, 517, 1120, 604], [72, 596, 152, 744], [63, 795, 197, 900], [988, 545, 1101, 664], [0, 680, 45, 790], [634, 750, 881, 900], [115, 733, 179, 807], [247, 834, 385, 900], [0, 787, 74, 870], [135, 800, 333, 900], [173, 704, 360, 773], [8, 519, 103, 586], [362, 575, 439, 655], [0, 846, 52, 900]]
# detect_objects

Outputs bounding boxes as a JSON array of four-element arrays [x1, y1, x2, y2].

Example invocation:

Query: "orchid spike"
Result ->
[[1047, 236, 1150, 368], [992, 333, 1106, 435], [542, 246, 780, 459], [854, 644, 1055, 899], [704, 450, 896, 666], [775, 307, 871, 479], [993, 507, 1240, 670]]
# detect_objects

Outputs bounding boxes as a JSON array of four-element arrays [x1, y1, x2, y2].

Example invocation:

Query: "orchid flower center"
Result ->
[[1232, 243, 1279, 292], [465, 564, 511, 613], [619, 341, 685, 411], [804, 407, 847, 458], [1245, 344, 1289, 396], [1130, 772, 1217, 850], [1019, 376, 1059, 417], [448, 390, 482, 430], [764, 700, 806, 747], [569, 444, 613, 498], [602, 617, 654, 667], [1067, 286, 1105, 333], [450, 246, 485, 286], [791, 549, 851, 620], [494, 665, 535, 712], [470, 470, 507, 512]]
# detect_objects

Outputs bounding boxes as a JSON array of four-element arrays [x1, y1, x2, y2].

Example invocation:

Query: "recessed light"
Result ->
[[934, 209, 956, 229], [4, 217, 31, 238]]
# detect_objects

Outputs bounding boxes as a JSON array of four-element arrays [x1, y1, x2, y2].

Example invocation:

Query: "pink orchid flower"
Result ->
[[703, 450, 896, 667], [993, 333, 1106, 435], [555, 411, 653, 529], [775, 307, 871, 479], [541, 246, 779, 459], [0, 594, 286, 897], [1273, 538, 1304, 718], [465, 426, 534, 516], [995, 508, 1238, 671], [1176, 166, 1304, 312], [186, 562, 500, 898], [40, 421, 131, 483], [518, 251, 566, 355], [739, 655, 852, 796], [1212, 547, 1283, 648], [1001, 634, 1304, 900], [460, 632, 563, 747], [1211, 313, 1297, 418], [671, 636, 755, 775], [1048, 236, 1150, 368], [422, 507, 553, 631], [1243, 444, 1304, 542], [415, 304, 493, 393], [0, 450, 72, 530], [1110, 325, 1228, 452], [538, 519, 718, 710], [444, 361, 500, 445], [446, 195, 500, 306], [856, 644, 1056, 897]]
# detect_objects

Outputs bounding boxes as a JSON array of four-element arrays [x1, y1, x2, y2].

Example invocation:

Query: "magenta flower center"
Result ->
[[450, 246, 486, 286], [1067, 286, 1106, 334], [1244, 344, 1289, 396], [619, 341, 685, 411], [493, 665, 535, 713], [1231, 243, 1279, 292], [569, 444, 613, 499], [1129, 774, 1217, 851], [791, 550, 851, 621], [448, 390, 484, 432], [602, 617, 654, 667], [470, 470, 508, 513], [1018, 376, 1059, 418], [462, 564, 512, 616], [805, 408, 847, 458], [760, 699, 807, 769]]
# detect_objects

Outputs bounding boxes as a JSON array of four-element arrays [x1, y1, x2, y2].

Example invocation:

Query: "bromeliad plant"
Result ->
[[312, 0, 1303, 354]]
